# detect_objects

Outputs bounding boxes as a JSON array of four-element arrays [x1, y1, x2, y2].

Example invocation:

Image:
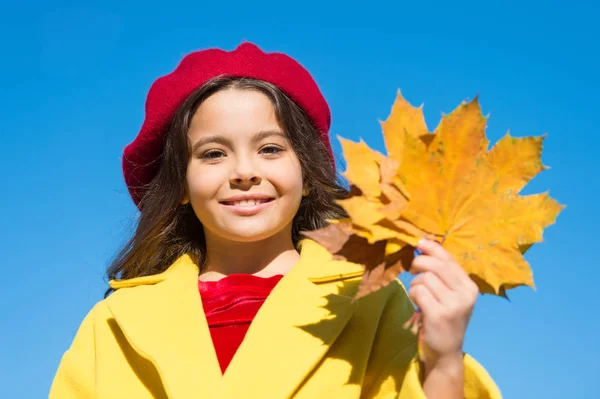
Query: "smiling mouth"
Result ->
[[219, 198, 274, 207]]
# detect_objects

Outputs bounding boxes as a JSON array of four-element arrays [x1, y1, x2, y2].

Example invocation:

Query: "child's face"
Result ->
[[185, 88, 304, 244]]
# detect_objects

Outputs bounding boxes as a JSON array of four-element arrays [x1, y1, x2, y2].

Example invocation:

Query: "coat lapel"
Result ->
[[105, 241, 364, 399], [219, 240, 362, 398], [106, 255, 222, 399]]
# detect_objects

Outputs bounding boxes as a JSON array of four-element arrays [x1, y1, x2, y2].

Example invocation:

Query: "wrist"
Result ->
[[423, 351, 463, 378]]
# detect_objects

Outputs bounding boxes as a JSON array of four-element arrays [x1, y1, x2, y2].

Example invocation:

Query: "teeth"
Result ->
[[232, 199, 266, 207]]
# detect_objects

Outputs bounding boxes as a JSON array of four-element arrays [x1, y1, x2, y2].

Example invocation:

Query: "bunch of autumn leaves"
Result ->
[[304, 91, 564, 301]]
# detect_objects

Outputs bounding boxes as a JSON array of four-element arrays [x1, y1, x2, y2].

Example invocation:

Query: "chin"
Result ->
[[223, 229, 280, 243], [213, 221, 292, 244]]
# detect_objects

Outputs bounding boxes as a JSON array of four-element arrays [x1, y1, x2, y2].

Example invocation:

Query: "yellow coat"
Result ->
[[50, 240, 501, 398]]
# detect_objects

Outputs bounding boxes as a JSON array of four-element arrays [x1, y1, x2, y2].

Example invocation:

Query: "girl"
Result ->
[[50, 42, 500, 399]]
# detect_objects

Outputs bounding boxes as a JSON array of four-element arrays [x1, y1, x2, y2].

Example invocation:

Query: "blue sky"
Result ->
[[1, 0, 597, 397]]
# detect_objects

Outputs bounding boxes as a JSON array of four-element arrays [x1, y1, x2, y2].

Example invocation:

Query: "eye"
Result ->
[[260, 145, 284, 156], [201, 149, 226, 160]]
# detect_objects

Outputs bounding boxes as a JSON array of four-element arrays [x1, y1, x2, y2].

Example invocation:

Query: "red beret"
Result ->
[[123, 42, 333, 205]]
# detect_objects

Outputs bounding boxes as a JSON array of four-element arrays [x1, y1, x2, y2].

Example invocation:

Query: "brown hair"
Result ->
[[106, 77, 347, 294]]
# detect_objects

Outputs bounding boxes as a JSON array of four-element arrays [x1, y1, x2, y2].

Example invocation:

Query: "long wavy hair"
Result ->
[[106, 77, 348, 295]]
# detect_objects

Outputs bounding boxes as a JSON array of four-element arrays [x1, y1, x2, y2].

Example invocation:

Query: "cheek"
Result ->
[[270, 162, 304, 196], [186, 166, 224, 202]]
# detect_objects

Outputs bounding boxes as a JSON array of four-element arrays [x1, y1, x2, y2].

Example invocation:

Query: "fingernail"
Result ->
[[417, 238, 429, 248]]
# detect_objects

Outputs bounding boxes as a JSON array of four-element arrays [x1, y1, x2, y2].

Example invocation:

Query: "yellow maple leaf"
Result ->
[[336, 137, 419, 246], [303, 137, 424, 301], [381, 92, 565, 295]]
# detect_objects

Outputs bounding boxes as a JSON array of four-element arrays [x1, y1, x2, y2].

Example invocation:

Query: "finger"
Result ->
[[411, 271, 453, 303], [408, 285, 441, 318], [417, 238, 454, 263], [411, 255, 463, 291], [416, 239, 466, 280], [410, 255, 444, 274], [415, 240, 474, 290]]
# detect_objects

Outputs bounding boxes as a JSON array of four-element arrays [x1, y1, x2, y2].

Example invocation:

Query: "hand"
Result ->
[[408, 238, 479, 373]]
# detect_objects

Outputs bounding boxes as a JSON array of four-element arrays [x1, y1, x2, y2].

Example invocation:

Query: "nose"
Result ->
[[229, 156, 262, 187]]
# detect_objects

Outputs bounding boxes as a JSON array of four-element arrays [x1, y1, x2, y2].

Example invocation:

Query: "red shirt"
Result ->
[[198, 274, 283, 373]]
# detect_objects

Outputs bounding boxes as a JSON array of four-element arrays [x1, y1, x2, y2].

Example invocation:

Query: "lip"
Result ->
[[219, 194, 274, 203], [219, 195, 275, 216]]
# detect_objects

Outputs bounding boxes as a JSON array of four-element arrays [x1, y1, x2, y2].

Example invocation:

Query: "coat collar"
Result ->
[[108, 240, 364, 288], [106, 240, 363, 399]]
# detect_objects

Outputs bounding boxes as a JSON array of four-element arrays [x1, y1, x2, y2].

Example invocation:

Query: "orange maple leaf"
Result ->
[[381, 90, 565, 295]]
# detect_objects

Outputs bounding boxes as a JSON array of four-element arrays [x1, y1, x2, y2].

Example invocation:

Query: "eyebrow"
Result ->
[[191, 130, 287, 152]]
